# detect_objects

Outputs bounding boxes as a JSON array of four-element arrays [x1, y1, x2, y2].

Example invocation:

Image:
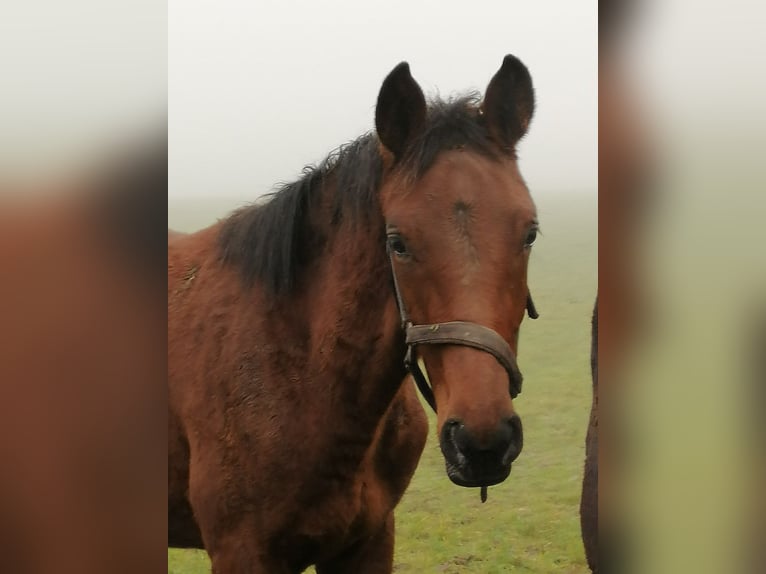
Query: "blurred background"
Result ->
[[1, 2, 166, 574], [600, 0, 766, 572]]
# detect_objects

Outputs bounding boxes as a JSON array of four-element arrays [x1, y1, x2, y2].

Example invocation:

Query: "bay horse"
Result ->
[[168, 55, 539, 573]]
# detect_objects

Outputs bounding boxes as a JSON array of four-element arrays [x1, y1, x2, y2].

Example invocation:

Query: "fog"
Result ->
[[169, 0, 597, 200]]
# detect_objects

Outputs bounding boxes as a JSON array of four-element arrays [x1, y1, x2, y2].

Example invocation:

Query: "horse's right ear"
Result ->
[[375, 62, 427, 159]]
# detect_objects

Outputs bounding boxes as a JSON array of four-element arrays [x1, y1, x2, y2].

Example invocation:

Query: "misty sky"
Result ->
[[169, 0, 597, 200]]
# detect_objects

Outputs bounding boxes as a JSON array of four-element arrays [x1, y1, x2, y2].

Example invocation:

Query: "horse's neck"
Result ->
[[305, 218, 407, 429]]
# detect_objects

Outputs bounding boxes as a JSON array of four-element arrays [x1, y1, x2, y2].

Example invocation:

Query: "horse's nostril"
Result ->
[[494, 419, 514, 450], [441, 419, 464, 448], [444, 419, 461, 430], [481, 419, 514, 455], [450, 422, 471, 452], [505, 415, 524, 462]]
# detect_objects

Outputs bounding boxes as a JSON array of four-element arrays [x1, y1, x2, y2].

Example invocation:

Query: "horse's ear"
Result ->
[[481, 54, 535, 151], [375, 62, 427, 159]]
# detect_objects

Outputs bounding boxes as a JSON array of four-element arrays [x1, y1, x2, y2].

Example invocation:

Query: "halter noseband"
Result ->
[[387, 247, 538, 413]]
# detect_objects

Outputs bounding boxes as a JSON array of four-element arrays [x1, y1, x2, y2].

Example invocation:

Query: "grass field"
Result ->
[[168, 191, 597, 573]]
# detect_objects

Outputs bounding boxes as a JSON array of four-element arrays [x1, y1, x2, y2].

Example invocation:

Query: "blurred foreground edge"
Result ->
[[596, 0, 654, 572], [0, 128, 167, 574]]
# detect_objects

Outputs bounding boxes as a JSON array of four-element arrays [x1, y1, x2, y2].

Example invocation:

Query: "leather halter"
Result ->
[[387, 247, 539, 413]]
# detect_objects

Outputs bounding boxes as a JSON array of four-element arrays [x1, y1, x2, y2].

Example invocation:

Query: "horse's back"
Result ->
[[167, 224, 222, 296]]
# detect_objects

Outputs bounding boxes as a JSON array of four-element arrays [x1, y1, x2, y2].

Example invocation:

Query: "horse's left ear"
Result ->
[[481, 54, 535, 151]]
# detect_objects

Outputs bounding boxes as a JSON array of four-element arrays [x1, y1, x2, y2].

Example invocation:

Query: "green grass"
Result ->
[[168, 192, 596, 573]]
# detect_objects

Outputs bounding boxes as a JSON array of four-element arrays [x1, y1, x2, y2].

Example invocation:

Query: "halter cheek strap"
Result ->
[[387, 247, 538, 413]]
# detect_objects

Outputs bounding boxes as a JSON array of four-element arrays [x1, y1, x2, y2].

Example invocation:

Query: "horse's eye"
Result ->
[[387, 235, 409, 256], [524, 227, 538, 247]]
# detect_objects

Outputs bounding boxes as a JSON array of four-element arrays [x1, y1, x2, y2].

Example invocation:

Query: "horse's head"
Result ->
[[376, 55, 537, 488]]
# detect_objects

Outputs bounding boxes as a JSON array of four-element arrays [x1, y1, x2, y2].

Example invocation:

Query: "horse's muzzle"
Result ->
[[439, 415, 523, 487]]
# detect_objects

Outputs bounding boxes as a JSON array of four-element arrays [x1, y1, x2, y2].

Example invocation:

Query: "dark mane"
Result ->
[[218, 133, 382, 293], [218, 94, 506, 293]]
